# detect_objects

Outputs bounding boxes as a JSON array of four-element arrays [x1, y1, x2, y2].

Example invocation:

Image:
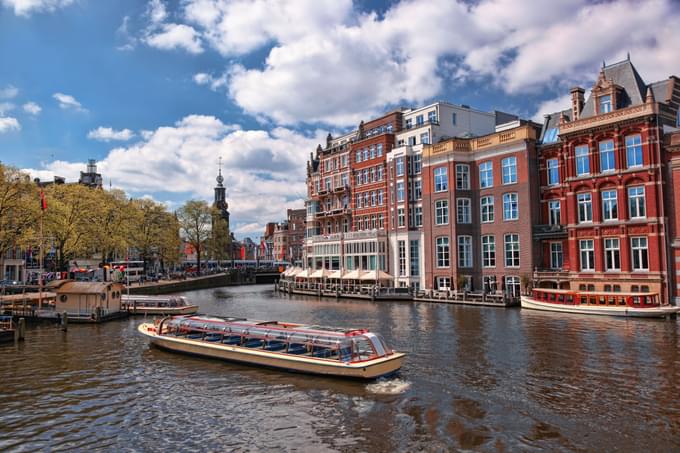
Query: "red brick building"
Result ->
[[272, 209, 306, 264], [420, 123, 541, 294], [534, 59, 680, 304]]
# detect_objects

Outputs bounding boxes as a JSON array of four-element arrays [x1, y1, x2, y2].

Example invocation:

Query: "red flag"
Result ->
[[240, 245, 246, 260], [39, 190, 47, 211]]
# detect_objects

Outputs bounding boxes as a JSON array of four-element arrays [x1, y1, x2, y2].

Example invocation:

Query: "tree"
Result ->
[[89, 189, 133, 263], [177, 200, 212, 275], [42, 184, 98, 271], [0, 164, 38, 273], [209, 208, 232, 262], [131, 198, 182, 273]]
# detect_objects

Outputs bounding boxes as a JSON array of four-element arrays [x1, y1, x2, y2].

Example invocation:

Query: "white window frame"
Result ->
[[481, 235, 496, 268], [502, 156, 517, 184], [575, 145, 590, 176], [628, 186, 646, 219], [456, 164, 470, 190], [577, 192, 592, 223], [579, 239, 595, 271], [625, 134, 643, 168], [547, 158, 559, 186], [456, 198, 471, 224], [434, 167, 448, 192], [457, 235, 473, 268], [550, 242, 563, 269], [599, 140, 616, 173], [548, 200, 561, 225], [480, 196, 494, 223], [604, 237, 620, 271], [504, 233, 520, 268], [435, 200, 449, 225], [631, 237, 649, 271], [436, 237, 450, 268], [602, 189, 618, 221], [503, 193, 518, 221], [480, 161, 493, 188]]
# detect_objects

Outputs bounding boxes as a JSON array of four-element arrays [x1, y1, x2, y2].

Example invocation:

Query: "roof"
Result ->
[[51, 281, 122, 294], [539, 109, 571, 144], [580, 59, 648, 118], [650, 79, 671, 103]]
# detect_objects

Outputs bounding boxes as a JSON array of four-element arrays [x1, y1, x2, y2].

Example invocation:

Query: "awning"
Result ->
[[341, 269, 364, 280], [328, 269, 344, 279], [359, 269, 393, 281], [295, 268, 314, 279], [310, 268, 331, 279]]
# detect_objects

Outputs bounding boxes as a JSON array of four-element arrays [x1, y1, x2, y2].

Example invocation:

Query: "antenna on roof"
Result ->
[[602, 60, 606, 68], [627, 51, 630, 61]]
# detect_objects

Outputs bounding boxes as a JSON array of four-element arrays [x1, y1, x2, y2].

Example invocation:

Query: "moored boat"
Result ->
[[521, 288, 680, 318], [122, 295, 198, 315], [0, 315, 15, 343], [138, 315, 405, 379]]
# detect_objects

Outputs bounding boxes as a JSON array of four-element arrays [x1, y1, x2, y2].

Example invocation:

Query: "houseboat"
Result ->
[[521, 288, 680, 318], [138, 315, 405, 379], [122, 295, 198, 315]]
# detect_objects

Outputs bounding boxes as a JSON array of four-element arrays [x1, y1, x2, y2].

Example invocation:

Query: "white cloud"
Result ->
[[0, 84, 18, 99], [25, 114, 321, 232], [22, 101, 41, 115], [53, 92, 86, 111], [0, 116, 21, 133], [116, 16, 137, 51], [144, 23, 203, 54], [0, 102, 14, 115], [87, 126, 136, 142], [193, 72, 227, 91], [1, 0, 74, 16], [532, 94, 572, 123], [164, 0, 680, 126], [147, 0, 167, 24]]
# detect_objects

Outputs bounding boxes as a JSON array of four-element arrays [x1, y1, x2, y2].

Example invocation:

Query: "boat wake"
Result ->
[[366, 378, 411, 395]]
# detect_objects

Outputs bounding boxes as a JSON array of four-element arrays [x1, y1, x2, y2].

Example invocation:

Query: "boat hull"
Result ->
[[521, 296, 680, 318], [125, 305, 199, 316], [138, 323, 404, 379]]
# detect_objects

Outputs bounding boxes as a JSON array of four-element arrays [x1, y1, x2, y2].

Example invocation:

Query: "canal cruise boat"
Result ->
[[122, 295, 198, 315], [138, 315, 405, 379], [521, 288, 680, 318]]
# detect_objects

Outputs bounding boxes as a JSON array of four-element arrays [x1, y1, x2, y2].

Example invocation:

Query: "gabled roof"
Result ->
[[580, 59, 648, 118], [650, 79, 671, 103]]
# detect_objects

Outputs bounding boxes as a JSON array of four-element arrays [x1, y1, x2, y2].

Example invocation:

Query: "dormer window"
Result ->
[[599, 95, 612, 114]]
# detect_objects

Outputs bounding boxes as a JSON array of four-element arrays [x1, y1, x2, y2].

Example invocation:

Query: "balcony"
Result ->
[[333, 184, 350, 193], [533, 224, 567, 239], [405, 119, 439, 130]]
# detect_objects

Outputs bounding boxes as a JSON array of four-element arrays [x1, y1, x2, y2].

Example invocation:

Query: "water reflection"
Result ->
[[0, 284, 678, 451]]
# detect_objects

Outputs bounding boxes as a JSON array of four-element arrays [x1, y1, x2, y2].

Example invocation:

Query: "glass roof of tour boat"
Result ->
[[170, 315, 367, 337]]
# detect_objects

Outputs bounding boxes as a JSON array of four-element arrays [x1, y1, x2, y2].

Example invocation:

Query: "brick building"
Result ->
[[419, 122, 540, 294], [534, 58, 680, 304], [272, 209, 306, 264]]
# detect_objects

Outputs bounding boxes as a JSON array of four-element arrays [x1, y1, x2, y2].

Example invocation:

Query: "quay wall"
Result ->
[[127, 272, 257, 295]]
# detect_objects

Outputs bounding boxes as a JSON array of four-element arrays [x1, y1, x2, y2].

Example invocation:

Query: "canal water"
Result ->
[[1, 285, 679, 452]]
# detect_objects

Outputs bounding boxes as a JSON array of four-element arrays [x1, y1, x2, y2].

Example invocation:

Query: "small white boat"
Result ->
[[122, 295, 198, 315], [138, 315, 405, 379], [521, 288, 680, 318]]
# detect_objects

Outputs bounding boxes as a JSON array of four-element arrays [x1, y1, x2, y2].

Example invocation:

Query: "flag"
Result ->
[[39, 190, 47, 211], [240, 245, 246, 260]]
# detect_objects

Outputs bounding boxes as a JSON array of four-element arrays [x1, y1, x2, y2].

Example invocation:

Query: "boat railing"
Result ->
[[531, 288, 661, 308]]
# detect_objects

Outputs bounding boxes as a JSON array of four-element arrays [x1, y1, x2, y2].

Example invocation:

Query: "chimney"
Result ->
[[570, 87, 585, 121], [645, 86, 655, 104]]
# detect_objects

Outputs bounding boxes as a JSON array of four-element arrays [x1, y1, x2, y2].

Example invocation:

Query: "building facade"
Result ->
[[272, 208, 306, 263], [534, 58, 680, 305]]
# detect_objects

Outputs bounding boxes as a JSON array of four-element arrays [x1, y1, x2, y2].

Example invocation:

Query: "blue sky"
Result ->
[[1, 0, 679, 238]]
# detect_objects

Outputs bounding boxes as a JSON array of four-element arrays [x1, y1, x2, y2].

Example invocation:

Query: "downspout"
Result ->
[[655, 109, 672, 305]]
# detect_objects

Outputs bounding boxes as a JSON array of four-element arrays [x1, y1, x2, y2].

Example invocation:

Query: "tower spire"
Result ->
[[216, 156, 224, 187]]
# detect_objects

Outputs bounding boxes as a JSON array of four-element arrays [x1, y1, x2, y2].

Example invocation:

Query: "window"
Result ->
[[397, 208, 405, 227], [480, 196, 494, 223], [434, 167, 448, 192], [420, 132, 430, 144], [435, 200, 449, 225], [504, 234, 520, 267], [412, 179, 422, 200], [602, 190, 618, 221], [325, 177, 331, 191], [428, 110, 437, 124], [412, 154, 422, 174], [550, 242, 563, 269], [599, 95, 612, 114], [626, 135, 642, 168], [543, 127, 559, 143], [579, 239, 594, 271], [416, 114, 424, 126], [575, 145, 590, 176], [408, 136, 416, 146], [604, 238, 620, 271], [548, 200, 561, 225], [377, 190, 384, 205], [457, 198, 471, 224], [398, 241, 406, 276], [377, 144, 383, 157], [628, 186, 646, 219], [395, 157, 405, 176], [631, 237, 648, 270], [377, 166, 384, 181], [577, 193, 592, 223], [482, 235, 496, 267], [436, 237, 450, 267], [599, 140, 615, 172], [505, 276, 521, 298], [480, 161, 493, 188], [378, 214, 384, 229], [371, 191, 376, 206], [456, 164, 470, 190], [436, 276, 451, 290], [458, 236, 472, 268], [405, 118, 412, 129], [502, 156, 517, 184], [452, 112, 457, 125], [370, 145, 375, 159], [363, 148, 369, 161], [410, 240, 420, 276], [503, 193, 518, 220], [547, 158, 559, 185], [414, 206, 422, 227], [396, 181, 405, 202]]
